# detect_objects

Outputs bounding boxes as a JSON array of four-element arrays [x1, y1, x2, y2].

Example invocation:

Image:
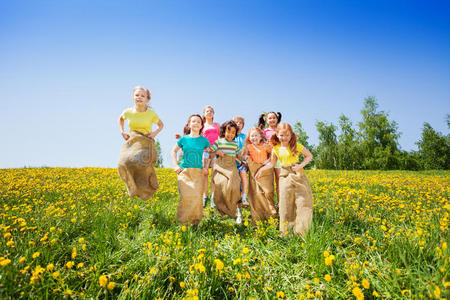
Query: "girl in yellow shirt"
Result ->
[[256, 123, 313, 236], [117, 86, 164, 201], [118, 86, 164, 140]]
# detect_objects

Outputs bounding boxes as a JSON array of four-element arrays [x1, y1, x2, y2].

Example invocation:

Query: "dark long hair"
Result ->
[[219, 120, 239, 139], [258, 112, 282, 129], [183, 114, 204, 135]]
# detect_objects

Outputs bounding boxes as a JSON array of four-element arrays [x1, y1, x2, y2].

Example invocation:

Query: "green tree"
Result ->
[[155, 140, 164, 168], [293, 121, 315, 168], [358, 97, 401, 169], [315, 121, 338, 169], [336, 114, 362, 169], [416, 123, 450, 170]]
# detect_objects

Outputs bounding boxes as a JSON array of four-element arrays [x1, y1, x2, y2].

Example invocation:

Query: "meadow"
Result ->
[[0, 168, 448, 299]]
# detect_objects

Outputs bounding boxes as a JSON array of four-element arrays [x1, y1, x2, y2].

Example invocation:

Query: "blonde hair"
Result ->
[[244, 127, 266, 148], [203, 105, 215, 123], [270, 123, 298, 156], [232, 116, 245, 124]]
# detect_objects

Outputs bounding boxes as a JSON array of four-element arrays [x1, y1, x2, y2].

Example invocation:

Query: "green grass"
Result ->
[[0, 168, 449, 299]]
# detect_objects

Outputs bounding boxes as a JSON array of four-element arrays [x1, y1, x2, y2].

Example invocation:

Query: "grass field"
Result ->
[[0, 168, 449, 299]]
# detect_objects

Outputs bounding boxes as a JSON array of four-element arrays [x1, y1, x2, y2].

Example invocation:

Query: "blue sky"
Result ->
[[1, 0, 449, 168]]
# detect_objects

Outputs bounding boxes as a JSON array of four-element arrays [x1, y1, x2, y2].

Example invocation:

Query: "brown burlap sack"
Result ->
[[177, 168, 205, 225], [247, 159, 277, 224], [118, 131, 159, 200], [278, 166, 313, 236], [212, 155, 241, 218]]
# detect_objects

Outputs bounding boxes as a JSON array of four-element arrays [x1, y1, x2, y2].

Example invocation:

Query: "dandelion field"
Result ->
[[0, 168, 449, 299]]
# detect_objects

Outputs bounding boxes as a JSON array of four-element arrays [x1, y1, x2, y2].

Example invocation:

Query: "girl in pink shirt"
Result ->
[[258, 111, 282, 203], [202, 105, 220, 207]]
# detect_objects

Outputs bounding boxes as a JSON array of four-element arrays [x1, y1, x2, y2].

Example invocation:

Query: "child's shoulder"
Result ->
[[122, 107, 134, 113]]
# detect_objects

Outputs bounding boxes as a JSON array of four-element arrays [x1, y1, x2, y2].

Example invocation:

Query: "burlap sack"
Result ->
[[118, 131, 159, 200], [212, 155, 241, 218], [278, 166, 313, 236], [247, 159, 277, 224], [177, 168, 205, 225]]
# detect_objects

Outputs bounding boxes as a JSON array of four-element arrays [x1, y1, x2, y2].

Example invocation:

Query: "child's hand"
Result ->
[[262, 159, 271, 166], [147, 132, 157, 139], [255, 170, 262, 180], [291, 164, 303, 172], [174, 166, 183, 175], [122, 132, 130, 140], [216, 151, 226, 157], [175, 133, 182, 139], [202, 168, 209, 175]]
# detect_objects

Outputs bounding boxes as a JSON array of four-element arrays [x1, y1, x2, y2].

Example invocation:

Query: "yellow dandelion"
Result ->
[[433, 286, 440, 299], [0, 258, 11, 266], [99, 275, 108, 288], [324, 274, 331, 282], [362, 278, 370, 289], [325, 255, 335, 266], [352, 287, 364, 300], [276, 291, 285, 298], [46, 264, 54, 271], [214, 259, 224, 271], [107, 281, 115, 290], [32, 252, 40, 259]]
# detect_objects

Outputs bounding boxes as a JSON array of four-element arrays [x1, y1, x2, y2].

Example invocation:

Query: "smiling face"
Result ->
[[133, 88, 150, 107], [266, 113, 279, 128], [277, 129, 292, 146], [249, 129, 263, 145], [224, 126, 237, 142], [189, 115, 203, 134]]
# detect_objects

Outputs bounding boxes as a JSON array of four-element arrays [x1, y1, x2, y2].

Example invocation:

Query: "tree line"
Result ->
[[295, 97, 450, 170], [155, 97, 449, 170]]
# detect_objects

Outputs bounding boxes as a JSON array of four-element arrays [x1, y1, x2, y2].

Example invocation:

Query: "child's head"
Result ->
[[232, 116, 245, 134], [220, 120, 239, 141], [132, 86, 151, 107], [271, 123, 298, 156], [183, 114, 204, 135], [258, 112, 282, 129], [245, 127, 266, 146], [203, 105, 215, 122]]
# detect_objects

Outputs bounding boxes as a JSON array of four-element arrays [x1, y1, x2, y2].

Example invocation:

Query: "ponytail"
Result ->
[[258, 113, 266, 129], [276, 112, 282, 123]]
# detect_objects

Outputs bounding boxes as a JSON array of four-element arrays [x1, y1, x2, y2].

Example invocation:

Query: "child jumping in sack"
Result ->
[[256, 123, 313, 236]]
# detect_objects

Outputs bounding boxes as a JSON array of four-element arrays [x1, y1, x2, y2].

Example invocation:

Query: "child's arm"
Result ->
[[261, 144, 272, 165], [148, 120, 164, 139], [171, 144, 182, 174], [255, 153, 276, 179], [118, 116, 130, 140], [203, 155, 211, 175], [292, 147, 313, 171], [208, 141, 225, 157]]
